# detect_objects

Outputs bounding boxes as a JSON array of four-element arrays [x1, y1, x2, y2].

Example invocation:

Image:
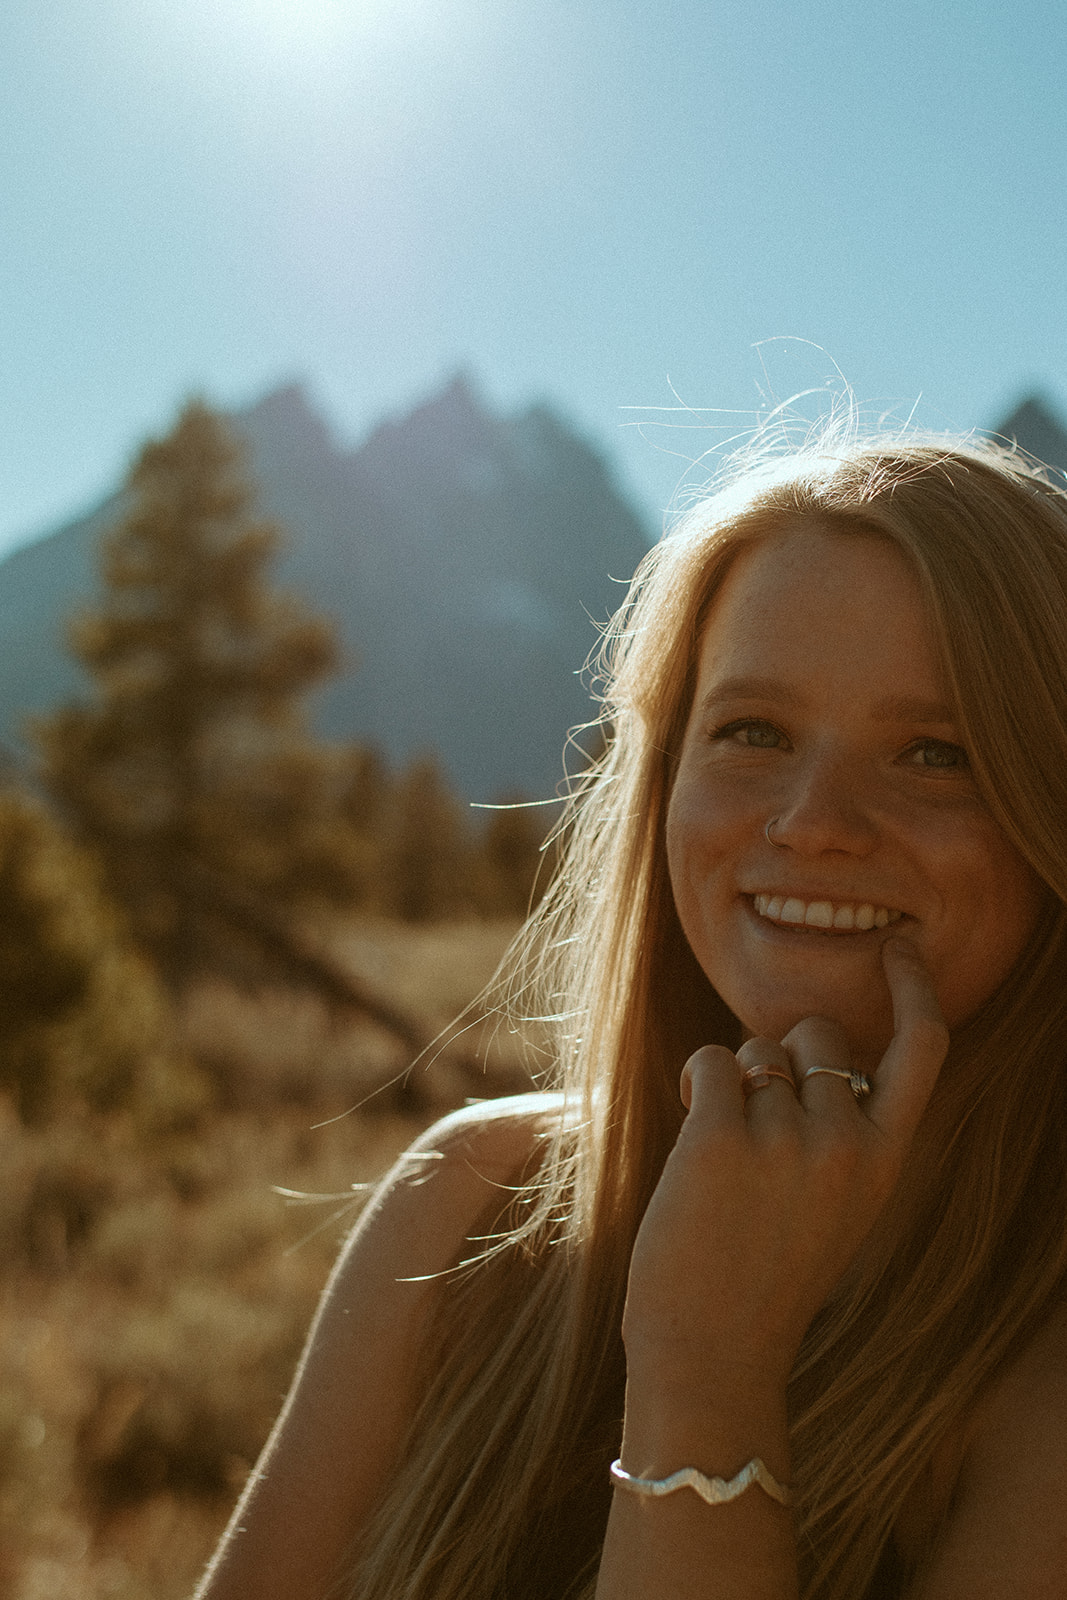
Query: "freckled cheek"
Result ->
[[918, 835, 1044, 1024], [667, 807, 732, 914], [667, 773, 749, 856]]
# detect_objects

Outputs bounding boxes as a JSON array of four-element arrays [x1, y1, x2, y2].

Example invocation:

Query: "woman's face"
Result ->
[[666, 525, 1044, 1067]]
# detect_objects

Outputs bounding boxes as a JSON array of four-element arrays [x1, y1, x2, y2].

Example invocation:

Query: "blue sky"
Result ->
[[2, 0, 1066, 555]]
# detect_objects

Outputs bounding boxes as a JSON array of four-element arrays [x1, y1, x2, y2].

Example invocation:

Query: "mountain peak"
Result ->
[[357, 371, 502, 480], [992, 393, 1067, 475], [239, 381, 338, 462]]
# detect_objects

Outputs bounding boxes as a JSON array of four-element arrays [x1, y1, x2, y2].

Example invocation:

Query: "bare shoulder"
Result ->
[[384, 1088, 567, 1209], [330, 1089, 565, 1289], [905, 1299, 1067, 1598], [195, 1093, 562, 1600]]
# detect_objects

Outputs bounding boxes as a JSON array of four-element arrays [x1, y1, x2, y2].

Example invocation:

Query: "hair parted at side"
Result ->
[[349, 429, 1067, 1600]]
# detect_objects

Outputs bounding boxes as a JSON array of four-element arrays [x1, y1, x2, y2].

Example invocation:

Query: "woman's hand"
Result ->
[[622, 937, 949, 1403]]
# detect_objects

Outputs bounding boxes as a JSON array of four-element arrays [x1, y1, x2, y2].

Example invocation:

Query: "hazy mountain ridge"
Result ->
[[0, 376, 653, 802], [1, 384, 1064, 804]]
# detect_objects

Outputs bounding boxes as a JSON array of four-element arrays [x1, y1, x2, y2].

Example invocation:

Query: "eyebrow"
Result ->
[[699, 677, 957, 724], [871, 694, 957, 723]]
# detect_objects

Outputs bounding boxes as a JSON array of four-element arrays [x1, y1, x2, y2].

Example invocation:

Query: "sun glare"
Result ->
[[240, 0, 352, 54], [131, 0, 479, 123], [221, 0, 427, 65], [206, 0, 344, 69], [144, 0, 440, 90]]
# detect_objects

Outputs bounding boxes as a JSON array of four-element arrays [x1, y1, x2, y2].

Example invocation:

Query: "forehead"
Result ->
[[693, 524, 948, 701]]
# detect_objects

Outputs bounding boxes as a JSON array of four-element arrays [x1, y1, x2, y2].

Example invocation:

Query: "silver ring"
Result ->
[[764, 817, 784, 847], [802, 1066, 873, 1101]]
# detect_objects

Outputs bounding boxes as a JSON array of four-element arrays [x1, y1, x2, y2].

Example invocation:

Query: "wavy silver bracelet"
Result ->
[[609, 1457, 792, 1507]]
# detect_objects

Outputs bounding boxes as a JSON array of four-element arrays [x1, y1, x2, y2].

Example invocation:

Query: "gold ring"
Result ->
[[741, 1064, 797, 1099]]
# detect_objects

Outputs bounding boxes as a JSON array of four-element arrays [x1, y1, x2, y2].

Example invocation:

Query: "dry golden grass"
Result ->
[[182, 913, 533, 1113], [0, 916, 523, 1600]]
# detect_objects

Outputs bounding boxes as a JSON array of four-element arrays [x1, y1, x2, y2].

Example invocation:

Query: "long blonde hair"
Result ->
[[351, 435, 1067, 1600]]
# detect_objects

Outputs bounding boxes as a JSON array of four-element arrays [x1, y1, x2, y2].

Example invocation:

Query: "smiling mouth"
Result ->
[[752, 893, 904, 932]]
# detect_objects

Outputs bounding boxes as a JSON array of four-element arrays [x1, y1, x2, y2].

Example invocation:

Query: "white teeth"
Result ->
[[753, 895, 902, 932]]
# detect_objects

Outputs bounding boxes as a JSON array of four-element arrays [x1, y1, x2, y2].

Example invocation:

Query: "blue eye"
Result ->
[[906, 739, 970, 771], [714, 719, 787, 749]]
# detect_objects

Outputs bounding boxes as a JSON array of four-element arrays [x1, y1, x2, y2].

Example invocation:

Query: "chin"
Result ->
[[733, 986, 895, 1066]]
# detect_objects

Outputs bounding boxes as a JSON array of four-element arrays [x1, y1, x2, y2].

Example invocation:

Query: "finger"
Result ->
[[781, 1013, 851, 1065], [872, 938, 949, 1138], [735, 1036, 799, 1106], [679, 1044, 746, 1120], [781, 1015, 859, 1117], [736, 1036, 795, 1077], [739, 1065, 802, 1111]]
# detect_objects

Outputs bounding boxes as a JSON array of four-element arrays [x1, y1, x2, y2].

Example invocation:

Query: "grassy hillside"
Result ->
[[0, 916, 525, 1600]]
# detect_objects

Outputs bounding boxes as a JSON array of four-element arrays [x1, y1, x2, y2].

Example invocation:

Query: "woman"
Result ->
[[197, 434, 1067, 1600]]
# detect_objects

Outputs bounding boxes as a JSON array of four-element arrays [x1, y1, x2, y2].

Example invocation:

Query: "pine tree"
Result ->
[[0, 789, 199, 1125], [36, 400, 363, 984], [381, 754, 471, 921], [476, 797, 551, 917], [334, 743, 393, 905]]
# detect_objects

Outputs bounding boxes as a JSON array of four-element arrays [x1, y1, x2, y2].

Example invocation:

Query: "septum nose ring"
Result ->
[[765, 817, 785, 848]]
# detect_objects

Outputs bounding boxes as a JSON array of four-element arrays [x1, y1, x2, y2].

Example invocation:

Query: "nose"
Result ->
[[766, 750, 878, 857]]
